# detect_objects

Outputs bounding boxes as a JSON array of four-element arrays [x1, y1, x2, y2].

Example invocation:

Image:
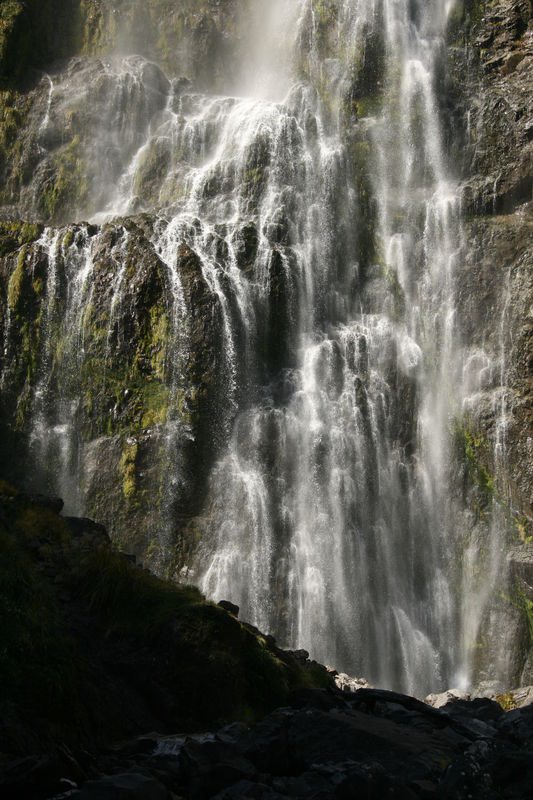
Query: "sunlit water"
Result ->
[[0, 0, 516, 695]]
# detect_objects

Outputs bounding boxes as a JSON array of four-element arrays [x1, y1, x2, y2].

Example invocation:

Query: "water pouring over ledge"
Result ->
[[0, 0, 517, 697]]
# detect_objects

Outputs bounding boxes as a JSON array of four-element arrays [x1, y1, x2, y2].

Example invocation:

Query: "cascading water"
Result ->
[[0, 0, 518, 696], [192, 0, 512, 694], [195, 0, 468, 695]]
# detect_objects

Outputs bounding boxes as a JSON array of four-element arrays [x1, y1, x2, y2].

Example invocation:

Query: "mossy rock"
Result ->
[[0, 490, 333, 753], [455, 423, 496, 508], [0, 220, 43, 257], [39, 135, 89, 223]]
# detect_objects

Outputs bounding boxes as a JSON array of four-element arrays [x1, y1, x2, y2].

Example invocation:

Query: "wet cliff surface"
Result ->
[[0, 0, 532, 698]]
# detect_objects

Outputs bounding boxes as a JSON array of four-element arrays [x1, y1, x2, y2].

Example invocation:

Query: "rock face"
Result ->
[[0, 0, 531, 691], [449, 0, 533, 679]]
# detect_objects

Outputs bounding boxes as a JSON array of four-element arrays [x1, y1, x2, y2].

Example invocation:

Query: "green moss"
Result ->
[[76, 548, 291, 720], [383, 265, 406, 320], [119, 439, 138, 499], [514, 514, 533, 544], [15, 504, 70, 544], [0, 91, 34, 204], [355, 95, 383, 119], [0, 2, 24, 78], [522, 593, 533, 641], [456, 425, 495, 505], [464, 429, 495, 495], [62, 229, 75, 250], [40, 135, 89, 222], [311, 0, 338, 53], [0, 220, 43, 257], [7, 246, 27, 310], [0, 492, 333, 749], [148, 306, 169, 379], [140, 381, 169, 428]]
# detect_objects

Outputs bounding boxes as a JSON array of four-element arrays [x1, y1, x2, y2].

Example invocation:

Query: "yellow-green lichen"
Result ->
[[7, 246, 28, 310], [119, 439, 139, 499], [496, 692, 519, 711]]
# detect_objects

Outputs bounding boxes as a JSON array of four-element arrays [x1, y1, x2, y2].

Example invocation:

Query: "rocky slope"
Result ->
[[0, 485, 331, 760]]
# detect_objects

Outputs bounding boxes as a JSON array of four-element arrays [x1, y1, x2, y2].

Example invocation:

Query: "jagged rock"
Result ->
[[218, 600, 240, 617], [333, 672, 371, 693], [23, 493, 64, 514], [64, 516, 111, 546], [180, 739, 257, 799], [92, 686, 530, 800], [508, 545, 533, 583], [0, 490, 333, 763], [286, 649, 310, 662], [495, 686, 533, 709], [425, 689, 472, 709]]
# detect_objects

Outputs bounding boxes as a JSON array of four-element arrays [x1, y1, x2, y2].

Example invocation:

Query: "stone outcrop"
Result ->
[[0, 485, 332, 759]]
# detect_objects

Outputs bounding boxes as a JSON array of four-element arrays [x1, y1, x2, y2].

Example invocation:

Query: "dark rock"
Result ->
[[64, 517, 111, 546], [287, 688, 345, 712], [212, 780, 286, 799], [180, 739, 257, 800], [79, 773, 170, 800], [25, 494, 64, 514], [0, 750, 86, 798], [218, 600, 239, 617], [286, 649, 310, 662]]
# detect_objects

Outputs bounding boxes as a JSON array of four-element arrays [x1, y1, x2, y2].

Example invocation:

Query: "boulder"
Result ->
[[425, 689, 471, 709], [334, 672, 371, 693], [218, 600, 240, 618]]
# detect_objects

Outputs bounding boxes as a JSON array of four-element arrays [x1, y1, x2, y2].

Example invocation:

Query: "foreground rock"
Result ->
[[8, 687, 529, 800], [1, 487, 533, 798], [0, 486, 331, 762]]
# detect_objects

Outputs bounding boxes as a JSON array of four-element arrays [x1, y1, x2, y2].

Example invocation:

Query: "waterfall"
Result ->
[[192, 0, 469, 695], [1, 0, 517, 696]]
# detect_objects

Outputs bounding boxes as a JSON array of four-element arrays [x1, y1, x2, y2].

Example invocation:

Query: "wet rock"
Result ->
[[508, 545, 533, 594], [75, 686, 525, 800], [233, 222, 258, 275]]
